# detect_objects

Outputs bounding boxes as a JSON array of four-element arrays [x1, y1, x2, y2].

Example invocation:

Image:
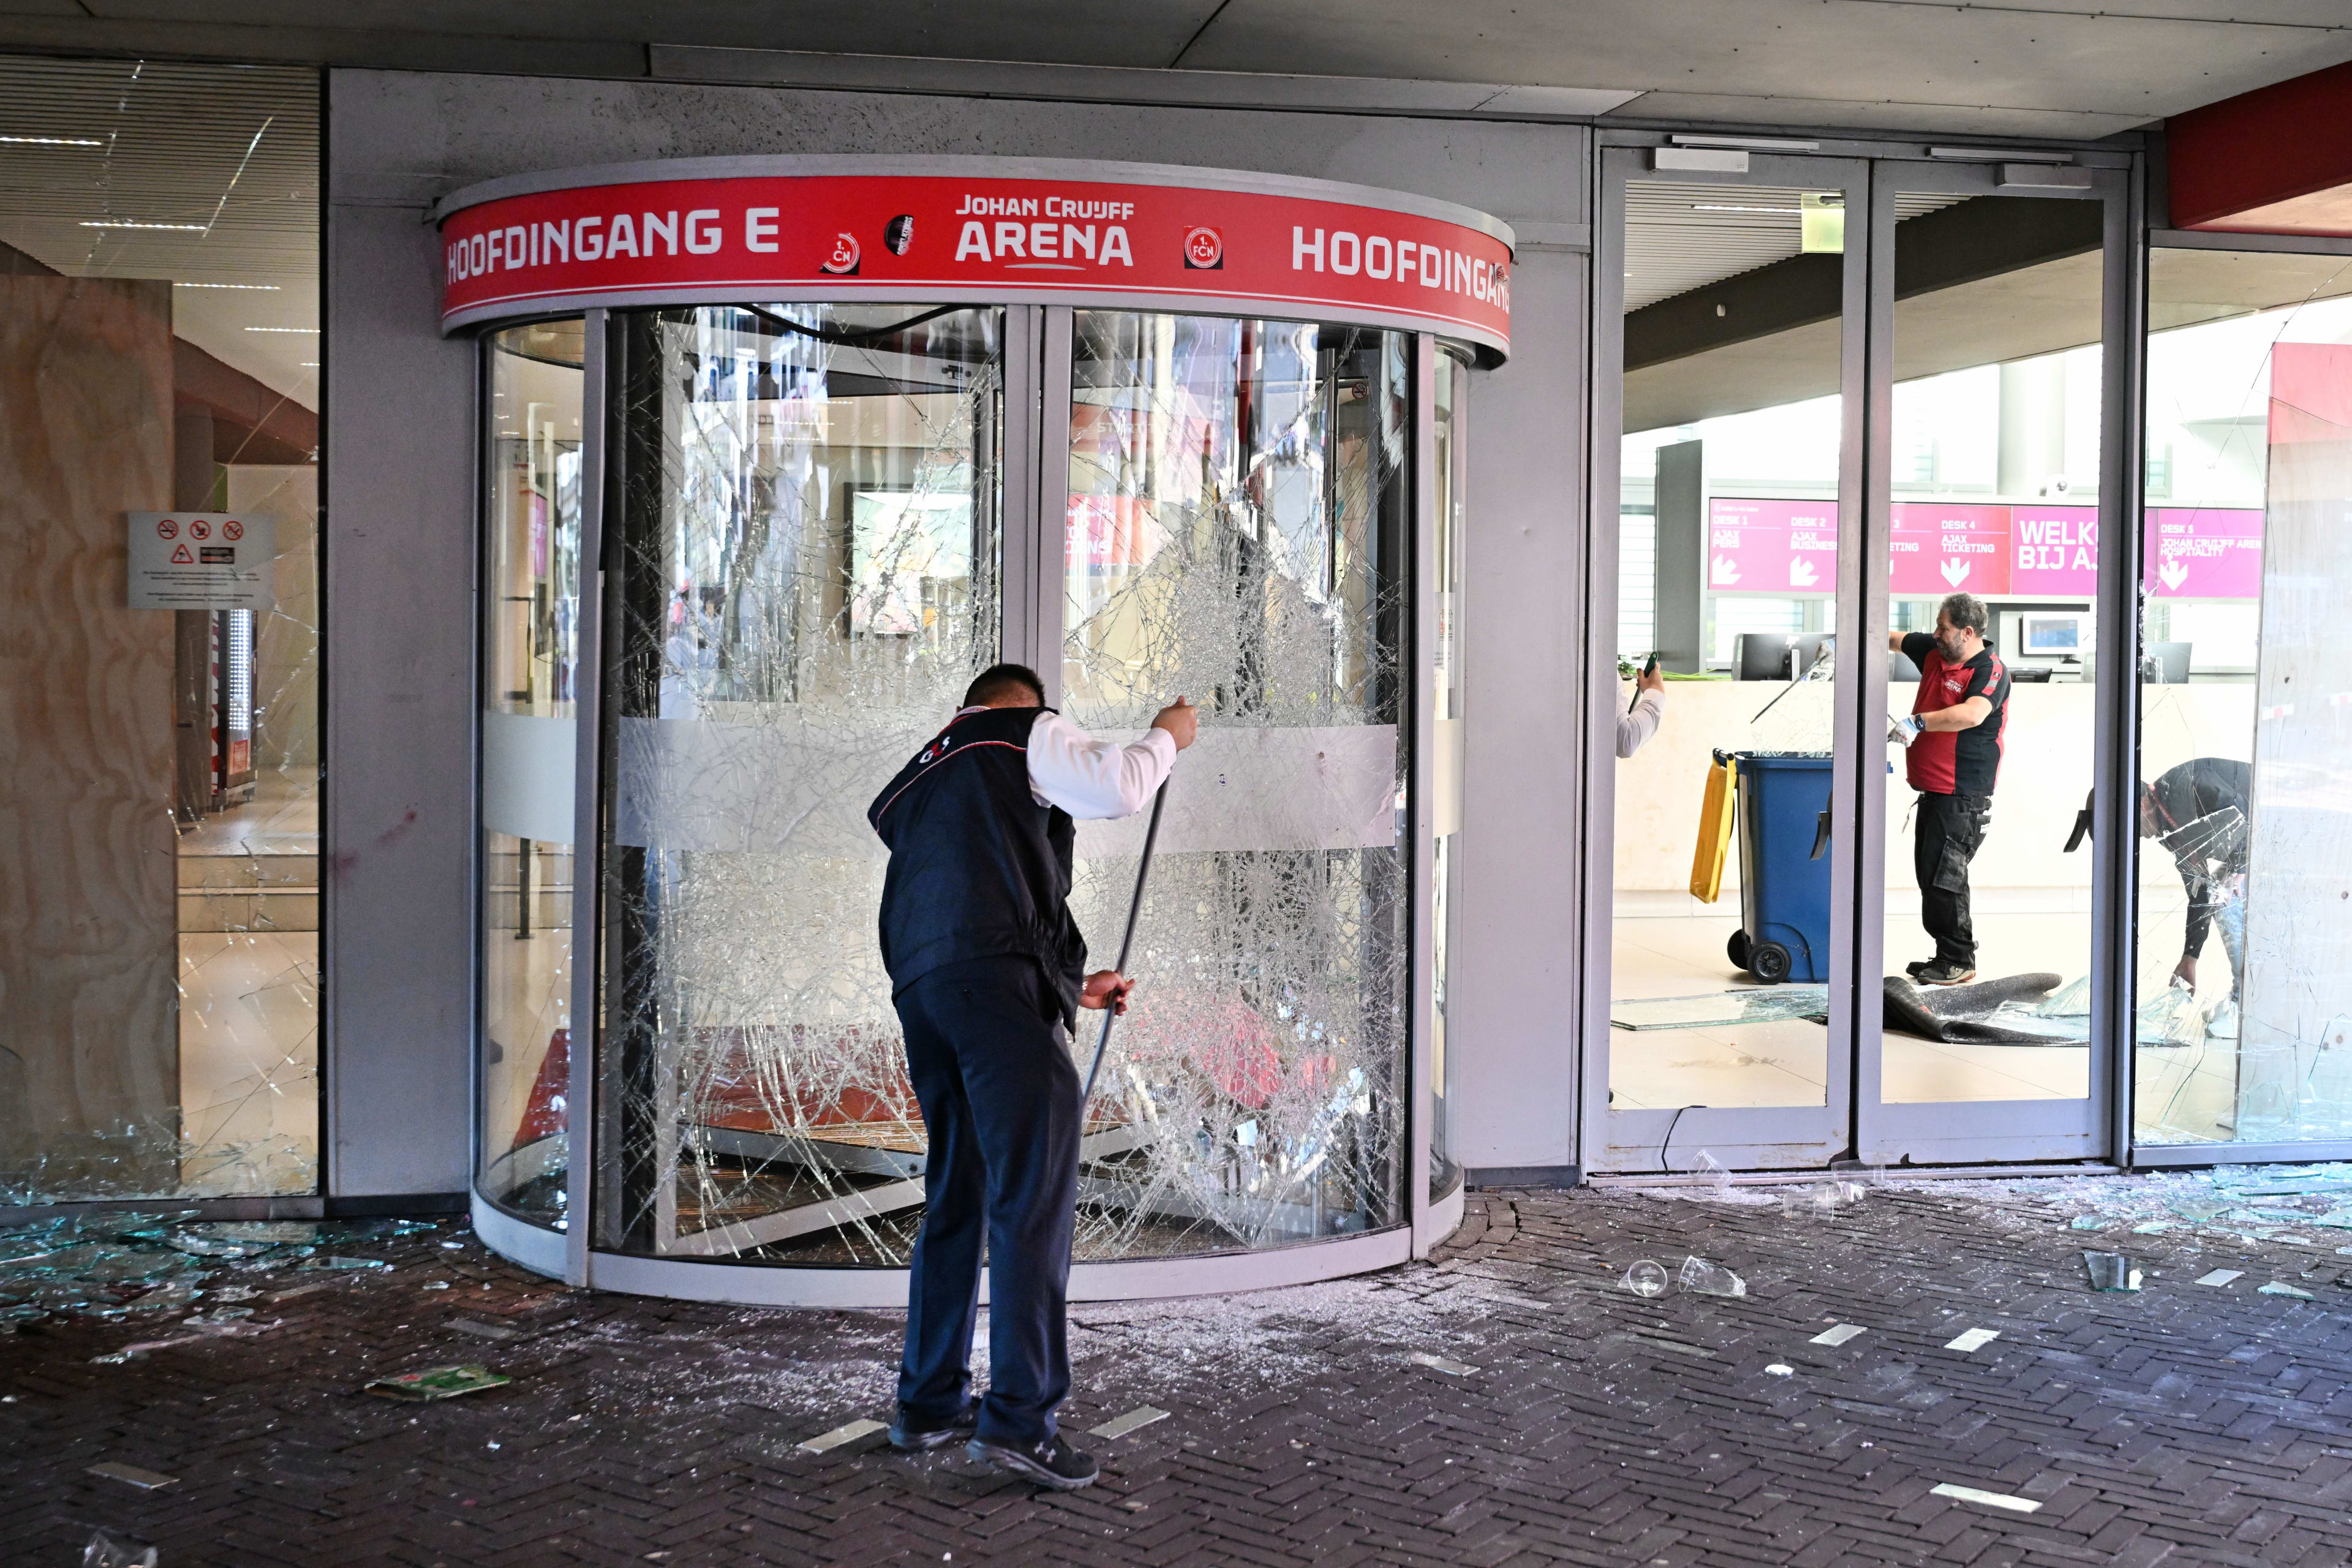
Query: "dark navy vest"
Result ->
[[867, 705, 1085, 1027]]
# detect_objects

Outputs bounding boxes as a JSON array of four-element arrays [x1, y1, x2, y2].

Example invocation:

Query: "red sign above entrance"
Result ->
[[434, 160, 1514, 359]]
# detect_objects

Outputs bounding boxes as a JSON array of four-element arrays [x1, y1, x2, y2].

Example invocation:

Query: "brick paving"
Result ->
[[9, 1177, 2352, 1566]]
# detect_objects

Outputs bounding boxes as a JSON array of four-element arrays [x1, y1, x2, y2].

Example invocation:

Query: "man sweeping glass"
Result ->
[[865, 663, 1196, 1490], [1887, 592, 2013, 986]]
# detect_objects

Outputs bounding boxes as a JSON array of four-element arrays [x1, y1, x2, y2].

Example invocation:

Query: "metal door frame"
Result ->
[[1583, 146, 1872, 1172], [1852, 158, 2133, 1165]]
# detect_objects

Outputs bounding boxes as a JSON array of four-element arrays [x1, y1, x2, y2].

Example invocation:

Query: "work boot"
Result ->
[[1915, 958, 1977, 987], [968, 1432, 1100, 1490], [887, 1400, 978, 1452]]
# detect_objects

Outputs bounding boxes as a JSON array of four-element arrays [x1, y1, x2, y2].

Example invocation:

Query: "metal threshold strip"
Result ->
[[1588, 1161, 2122, 1189]]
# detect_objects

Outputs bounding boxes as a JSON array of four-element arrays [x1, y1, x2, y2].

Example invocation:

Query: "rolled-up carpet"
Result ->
[[1885, 971, 2071, 1044]]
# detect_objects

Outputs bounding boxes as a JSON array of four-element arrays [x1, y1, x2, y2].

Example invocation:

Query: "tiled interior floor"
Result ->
[[1608, 908, 2098, 1113], [1610, 900, 2242, 1145]]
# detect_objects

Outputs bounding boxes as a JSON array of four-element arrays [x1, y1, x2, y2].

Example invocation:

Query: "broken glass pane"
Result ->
[[600, 304, 1005, 1264], [1059, 312, 1411, 1255], [1611, 986, 1831, 1031], [0, 59, 320, 1202], [2136, 249, 2352, 1147]]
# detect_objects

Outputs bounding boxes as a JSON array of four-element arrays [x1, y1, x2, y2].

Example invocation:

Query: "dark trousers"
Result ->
[[1914, 792, 1991, 967], [893, 955, 1082, 1447]]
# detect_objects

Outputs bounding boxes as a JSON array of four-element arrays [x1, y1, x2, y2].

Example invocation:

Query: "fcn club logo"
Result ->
[[1182, 226, 1223, 270]]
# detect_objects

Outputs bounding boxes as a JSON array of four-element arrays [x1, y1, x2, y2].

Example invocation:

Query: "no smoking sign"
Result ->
[[127, 512, 274, 611]]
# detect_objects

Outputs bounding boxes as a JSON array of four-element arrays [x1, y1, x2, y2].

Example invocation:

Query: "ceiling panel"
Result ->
[[0, 55, 318, 402], [1625, 184, 1962, 312]]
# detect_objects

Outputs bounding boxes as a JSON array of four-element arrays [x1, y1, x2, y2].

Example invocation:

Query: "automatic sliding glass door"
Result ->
[[1588, 149, 1868, 1172], [1590, 145, 2131, 1173], [1855, 162, 2127, 1164]]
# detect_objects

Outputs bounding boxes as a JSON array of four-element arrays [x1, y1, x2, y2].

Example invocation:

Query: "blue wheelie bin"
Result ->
[[1719, 750, 1834, 985]]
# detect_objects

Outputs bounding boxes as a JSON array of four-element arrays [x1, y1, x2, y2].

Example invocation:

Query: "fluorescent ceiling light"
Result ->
[[1670, 134, 1820, 151], [0, 134, 103, 147], [1692, 204, 1800, 215], [244, 325, 318, 333], [1929, 146, 2070, 164], [299, 361, 318, 367], [80, 219, 205, 231], [176, 281, 281, 290]]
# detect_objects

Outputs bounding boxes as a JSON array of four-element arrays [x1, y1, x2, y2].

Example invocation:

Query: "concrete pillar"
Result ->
[[1653, 440, 1705, 672]]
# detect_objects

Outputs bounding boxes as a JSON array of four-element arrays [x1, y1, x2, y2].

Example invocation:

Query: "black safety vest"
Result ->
[[867, 705, 1085, 1027]]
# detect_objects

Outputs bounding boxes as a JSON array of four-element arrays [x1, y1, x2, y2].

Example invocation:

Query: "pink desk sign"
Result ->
[[2144, 507, 2263, 598], [1890, 502, 2010, 596], [2009, 505, 2099, 595], [1706, 497, 1839, 592]]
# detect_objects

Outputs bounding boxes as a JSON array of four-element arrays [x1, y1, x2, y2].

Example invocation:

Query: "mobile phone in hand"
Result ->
[[1630, 653, 1657, 714]]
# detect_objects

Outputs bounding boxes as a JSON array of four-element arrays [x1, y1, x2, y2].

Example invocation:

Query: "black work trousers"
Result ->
[[1913, 791, 1992, 968], [893, 955, 1082, 1447]]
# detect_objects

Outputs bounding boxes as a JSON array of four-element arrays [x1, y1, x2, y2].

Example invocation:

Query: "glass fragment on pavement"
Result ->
[[1619, 1260, 1670, 1298], [2081, 1251, 2142, 1291], [1678, 1256, 1746, 1297], [83, 1528, 159, 1567]]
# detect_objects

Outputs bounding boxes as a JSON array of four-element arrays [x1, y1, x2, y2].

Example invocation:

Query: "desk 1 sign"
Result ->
[[128, 513, 276, 611]]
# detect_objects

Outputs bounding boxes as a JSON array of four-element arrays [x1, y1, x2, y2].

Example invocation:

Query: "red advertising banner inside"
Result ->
[[1703, 498, 2263, 599], [437, 171, 1512, 356]]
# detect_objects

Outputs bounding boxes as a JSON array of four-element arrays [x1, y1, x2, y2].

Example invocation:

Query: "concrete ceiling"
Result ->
[[0, 2, 2348, 140]]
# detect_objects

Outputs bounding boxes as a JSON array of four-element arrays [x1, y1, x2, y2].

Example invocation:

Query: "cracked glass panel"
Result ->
[[600, 304, 1004, 1262], [1061, 311, 1411, 1255], [2136, 249, 2352, 1146], [480, 320, 584, 1224], [0, 58, 320, 1200]]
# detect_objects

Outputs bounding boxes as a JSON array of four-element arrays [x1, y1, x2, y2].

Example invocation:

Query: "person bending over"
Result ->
[[865, 662, 1196, 1490]]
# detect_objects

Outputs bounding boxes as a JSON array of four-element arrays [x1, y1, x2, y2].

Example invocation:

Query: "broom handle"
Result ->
[[1082, 778, 1169, 1104]]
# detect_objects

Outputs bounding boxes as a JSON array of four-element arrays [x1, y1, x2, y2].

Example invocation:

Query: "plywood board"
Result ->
[[0, 276, 180, 1194]]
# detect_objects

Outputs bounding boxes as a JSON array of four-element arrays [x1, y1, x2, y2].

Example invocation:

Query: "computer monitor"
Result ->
[[1789, 632, 1834, 679], [1733, 632, 1793, 680], [2143, 641, 2192, 685], [2019, 613, 2085, 658]]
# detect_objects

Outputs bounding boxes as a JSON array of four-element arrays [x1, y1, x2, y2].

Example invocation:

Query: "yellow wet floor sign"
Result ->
[[1690, 755, 1736, 903]]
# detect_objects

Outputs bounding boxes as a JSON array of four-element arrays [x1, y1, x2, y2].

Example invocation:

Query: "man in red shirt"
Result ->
[[1887, 592, 2011, 986]]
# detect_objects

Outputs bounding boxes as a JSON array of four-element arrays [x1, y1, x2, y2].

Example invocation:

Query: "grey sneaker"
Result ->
[[1915, 959, 1977, 987], [968, 1433, 1099, 1490], [1904, 959, 1934, 979]]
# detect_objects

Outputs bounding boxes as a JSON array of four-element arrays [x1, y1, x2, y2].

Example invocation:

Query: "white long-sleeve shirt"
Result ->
[[954, 705, 1178, 819], [1616, 688, 1664, 759]]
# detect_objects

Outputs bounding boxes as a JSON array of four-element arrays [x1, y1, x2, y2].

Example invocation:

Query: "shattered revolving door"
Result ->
[[582, 301, 1426, 1274], [598, 304, 1008, 1262]]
